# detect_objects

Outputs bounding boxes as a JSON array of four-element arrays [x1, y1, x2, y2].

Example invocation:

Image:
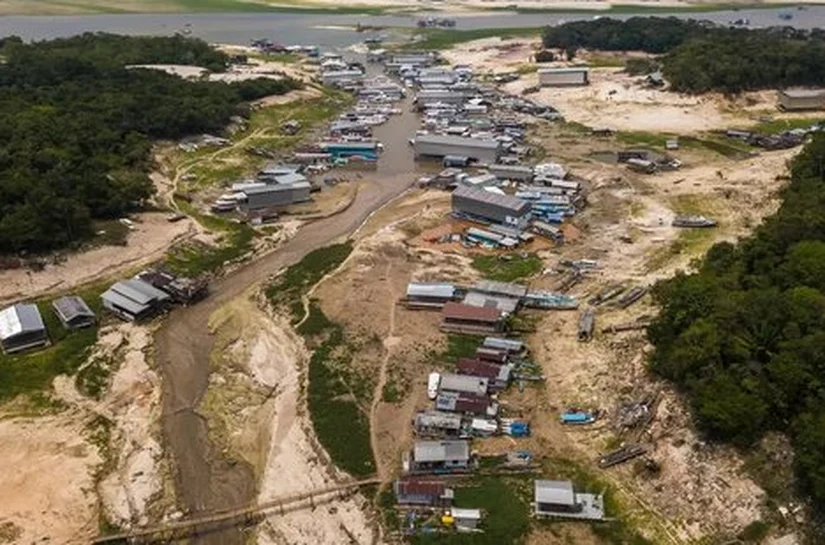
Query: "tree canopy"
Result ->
[[648, 134, 825, 508], [0, 33, 299, 254], [542, 17, 825, 93]]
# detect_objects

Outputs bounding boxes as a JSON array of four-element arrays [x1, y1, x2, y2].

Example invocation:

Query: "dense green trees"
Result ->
[[0, 33, 298, 254], [648, 135, 825, 508], [542, 17, 825, 93]]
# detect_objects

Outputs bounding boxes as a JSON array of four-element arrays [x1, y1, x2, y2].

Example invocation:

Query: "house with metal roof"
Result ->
[[452, 185, 531, 229], [52, 295, 95, 329], [405, 282, 456, 309], [436, 391, 498, 417], [405, 440, 471, 473], [441, 302, 503, 335], [534, 480, 605, 520], [472, 280, 528, 299], [483, 337, 524, 354], [438, 373, 489, 396], [489, 164, 534, 183], [415, 134, 501, 164], [456, 358, 512, 390], [237, 181, 312, 212], [414, 410, 463, 437], [462, 291, 520, 314], [538, 67, 589, 87], [778, 89, 825, 111], [0, 303, 49, 354], [394, 479, 454, 506], [449, 508, 483, 531], [101, 278, 171, 321]]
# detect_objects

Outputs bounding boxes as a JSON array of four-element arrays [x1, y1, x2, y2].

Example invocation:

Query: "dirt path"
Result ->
[[370, 261, 396, 484], [155, 96, 418, 545]]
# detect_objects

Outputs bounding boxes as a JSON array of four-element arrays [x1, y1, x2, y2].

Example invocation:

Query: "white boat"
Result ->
[[428, 372, 440, 400]]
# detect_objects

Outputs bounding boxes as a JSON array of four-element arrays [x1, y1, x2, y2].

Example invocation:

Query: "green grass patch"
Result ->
[[516, 64, 538, 75], [645, 225, 716, 272], [0, 285, 103, 403], [616, 131, 670, 148], [471, 253, 542, 282], [411, 477, 532, 544], [303, 315, 375, 477], [587, 54, 627, 68], [541, 457, 655, 545], [165, 204, 256, 277], [751, 117, 822, 135], [90, 219, 130, 247], [403, 27, 542, 51], [739, 520, 771, 543], [680, 135, 754, 159], [430, 334, 483, 364], [296, 300, 335, 336], [265, 241, 353, 323]]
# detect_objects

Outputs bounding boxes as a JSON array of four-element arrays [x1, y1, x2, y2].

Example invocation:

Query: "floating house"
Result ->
[[404, 440, 472, 473], [456, 358, 512, 390], [438, 373, 489, 396], [320, 141, 381, 161], [414, 411, 463, 437], [237, 182, 312, 212], [405, 282, 456, 309], [441, 302, 503, 335], [394, 479, 454, 506], [533, 480, 605, 520], [483, 337, 524, 354], [0, 303, 49, 354], [436, 391, 498, 417]]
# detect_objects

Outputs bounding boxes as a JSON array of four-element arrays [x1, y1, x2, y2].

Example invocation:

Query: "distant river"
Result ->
[[0, 7, 823, 48]]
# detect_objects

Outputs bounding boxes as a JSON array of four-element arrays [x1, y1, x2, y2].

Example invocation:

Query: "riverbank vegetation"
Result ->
[[543, 17, 825, 93], [265, 242, 376, 477], [648, 134, 825, 511], [0, 33, 298, 254]]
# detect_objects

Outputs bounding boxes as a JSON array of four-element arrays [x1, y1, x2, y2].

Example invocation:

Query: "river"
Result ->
[[155, 94, 417, 544], [0, 6, 823, 47]]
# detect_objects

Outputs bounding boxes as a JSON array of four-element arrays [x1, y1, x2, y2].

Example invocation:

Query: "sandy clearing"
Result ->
[[204, 293, 374, 544], [0, 414, 102, 545], [51, 323, 165, 530], [0, 212, 194, 306]]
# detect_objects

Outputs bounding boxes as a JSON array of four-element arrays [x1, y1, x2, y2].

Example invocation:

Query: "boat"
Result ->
[[779, 12, 793, 20], [672, 215, 717, 228], [560, 410, 596, 425], [427, 372, 440, 400]]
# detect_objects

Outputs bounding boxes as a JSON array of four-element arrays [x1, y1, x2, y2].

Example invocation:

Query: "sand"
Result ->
[[0, 212, 194, 306], [0, 415, 102, 545]]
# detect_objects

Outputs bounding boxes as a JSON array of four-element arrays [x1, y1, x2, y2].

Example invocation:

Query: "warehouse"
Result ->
[[415, 134, 501, 163], [102, 278, 171, 321], [777, 89, 825, 111], [237, 181, 311, 212], [538, 67, 589, 87], [52, 295, 96, 329], [0, 303, 49, 354], [452, 185, 532, 229]]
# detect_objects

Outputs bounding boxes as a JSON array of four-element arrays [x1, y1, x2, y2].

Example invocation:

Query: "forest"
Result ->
[[542, 17, 825, 93], [648, 135, 825, 510], [0, 33, 298, 254]]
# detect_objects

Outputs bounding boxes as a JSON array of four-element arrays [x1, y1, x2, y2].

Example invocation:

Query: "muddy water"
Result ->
[[156, 96, 417, 544]]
